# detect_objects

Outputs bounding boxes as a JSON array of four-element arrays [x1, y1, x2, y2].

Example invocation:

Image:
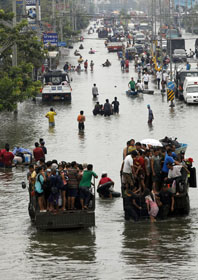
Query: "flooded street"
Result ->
[[1, 26, 198, 279]]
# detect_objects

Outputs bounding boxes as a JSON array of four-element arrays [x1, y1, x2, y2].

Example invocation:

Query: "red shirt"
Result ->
[[0, 149, 6, 163], [134, 157, 145, 170], [33, 147, 44, 161], [99, 177, 112, 185], [3, 151, 14, 167], [125, 60, 129, 67]]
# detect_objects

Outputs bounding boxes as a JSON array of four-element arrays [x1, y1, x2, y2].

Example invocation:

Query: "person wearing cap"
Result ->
[[162, 149, 180, 179], [45, 107, 57, 127], [147, 104, 154, 124], [79, 164, 98, 209], [97, 172, 114, 198]]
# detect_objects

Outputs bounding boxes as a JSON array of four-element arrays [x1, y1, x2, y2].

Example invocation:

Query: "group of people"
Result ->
[[93, 98, 120, 116], [0, 138, 47, 168], [28, 160, 98, 212], [121, 139, 191, 222]]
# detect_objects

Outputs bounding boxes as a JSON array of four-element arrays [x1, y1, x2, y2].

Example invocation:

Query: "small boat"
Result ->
[[78, 58, 84, 63], [74, 51, 81, 56], [126, 90, 138, 96], [89, 50, 95, 54]]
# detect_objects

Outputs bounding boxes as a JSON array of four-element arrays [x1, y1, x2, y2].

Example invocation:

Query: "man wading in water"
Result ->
[[77, 110, 86, 130], [45, 107, 57, 127], [147, 104, 154, 124]]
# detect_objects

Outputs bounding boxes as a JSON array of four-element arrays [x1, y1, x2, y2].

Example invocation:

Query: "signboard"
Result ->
[[167, 89, 175, 101], [26, 0, 41, 29], [167, 81, 175, 90], [58, 42, 67, 47], [43, 33, 58, 46]]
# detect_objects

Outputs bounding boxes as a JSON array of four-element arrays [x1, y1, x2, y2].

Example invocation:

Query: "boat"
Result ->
[[41, 70, 72, 101], [89, 50, 95, 54], [107, 42, 123, 52], [26, 181, 96, 230], [78, 58, 84, 63]]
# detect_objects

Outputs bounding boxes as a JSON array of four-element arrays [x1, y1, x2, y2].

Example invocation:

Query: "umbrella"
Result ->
[[140, 139, 163, 147]]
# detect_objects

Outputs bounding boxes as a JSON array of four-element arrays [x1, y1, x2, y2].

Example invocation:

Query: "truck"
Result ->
[[41, 70, 72, 101], [167, 38, 185, 55]]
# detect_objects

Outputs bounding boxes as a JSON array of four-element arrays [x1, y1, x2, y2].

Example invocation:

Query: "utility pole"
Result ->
[[12, 0, 17, 67], [169, 0, 172, 81], [159, 0, 163, 66], [22, 0, 26, 17], [191, 0, 194, 34], [52, 0, 56, 32], [151, 0, 154, 54]]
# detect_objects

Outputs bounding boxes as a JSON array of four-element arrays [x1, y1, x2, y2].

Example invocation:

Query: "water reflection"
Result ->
[[27, 228, 96, 262], [121, 217, 198, 278]]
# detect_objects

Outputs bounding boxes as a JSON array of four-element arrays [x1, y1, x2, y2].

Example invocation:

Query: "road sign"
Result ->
[[58, 42, 67, 47], [43, 33, 58, 46], [167, 89, 175, 101], [167, 81, 175, 90]]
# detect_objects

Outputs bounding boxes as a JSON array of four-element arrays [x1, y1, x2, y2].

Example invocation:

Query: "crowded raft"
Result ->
[[121, 137, 196, 222]]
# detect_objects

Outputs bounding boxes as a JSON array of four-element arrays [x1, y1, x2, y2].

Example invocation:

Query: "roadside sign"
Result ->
[[58, 42, 67, 47], [167, 89, 175, 101], [43, 33, 58, 46], [167, 81, 175, 90]]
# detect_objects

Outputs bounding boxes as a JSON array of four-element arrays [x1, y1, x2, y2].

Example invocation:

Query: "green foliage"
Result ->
[[0, 10, 43, 111], [0, 63, 41, 111]]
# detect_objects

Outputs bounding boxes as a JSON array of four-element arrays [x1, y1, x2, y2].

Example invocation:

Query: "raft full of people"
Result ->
[[121, 138, 196, 222]]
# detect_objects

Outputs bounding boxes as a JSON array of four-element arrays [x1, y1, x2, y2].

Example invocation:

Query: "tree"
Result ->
[[0, 10, 44, 111]]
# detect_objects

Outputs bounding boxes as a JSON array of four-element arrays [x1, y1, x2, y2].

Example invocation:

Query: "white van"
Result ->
[[183, 77, 198, 104]]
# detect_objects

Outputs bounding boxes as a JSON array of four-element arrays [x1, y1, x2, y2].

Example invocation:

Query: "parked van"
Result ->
[[183, 77, 198, 104]]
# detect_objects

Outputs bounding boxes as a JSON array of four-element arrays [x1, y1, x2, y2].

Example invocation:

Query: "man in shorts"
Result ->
[[121, 150, 138, 190]]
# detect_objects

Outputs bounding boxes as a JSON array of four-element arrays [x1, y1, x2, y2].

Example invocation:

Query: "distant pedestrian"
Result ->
[[92, 83, 99, 98], [143, 72, 149, 89], [147, 104, 154, 124], [77, 110, 86, 130], [121, 58, 125, 70], [128, 77, 136, 91], [45, 107, 57, 127], [156, 70, 161, 90], [104, 99, 111, 117], [186, 61, 191, 70], [112, 97, 120, 114]]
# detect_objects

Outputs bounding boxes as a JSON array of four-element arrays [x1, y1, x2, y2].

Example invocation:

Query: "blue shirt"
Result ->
[[162, 154, 174, 173]]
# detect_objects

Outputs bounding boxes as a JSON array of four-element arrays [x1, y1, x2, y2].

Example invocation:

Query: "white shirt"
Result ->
[[92, 86, 98, 95], [156, 71, 161, 79], [143, 74, 149, 82], [162, 72, 168, 81], [123, 155, 133, 174], [168, 165, 182, 178]]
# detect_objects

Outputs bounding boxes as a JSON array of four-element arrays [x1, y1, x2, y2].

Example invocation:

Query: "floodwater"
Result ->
[[0, 25, 198, 279]]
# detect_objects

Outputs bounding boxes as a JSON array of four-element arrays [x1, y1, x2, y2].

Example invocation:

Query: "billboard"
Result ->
[[43, 33, 58, 46], [26, 0, 41, 29]]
